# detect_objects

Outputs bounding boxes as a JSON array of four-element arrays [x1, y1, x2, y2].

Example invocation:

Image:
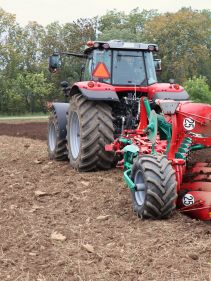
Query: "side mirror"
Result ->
[[60, 81, 69, 88], [80, 64, 85, 81], [154, 59, 162, 72], [49, 54, 61, 73]]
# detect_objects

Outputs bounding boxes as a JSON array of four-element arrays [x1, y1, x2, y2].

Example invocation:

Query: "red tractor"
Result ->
[[48, 40, 211, 221]]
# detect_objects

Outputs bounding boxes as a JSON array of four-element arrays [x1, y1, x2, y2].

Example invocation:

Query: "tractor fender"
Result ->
[[51, 102, 69, 139], [147, 83, 189, 101], [69, 82, 119, 102]]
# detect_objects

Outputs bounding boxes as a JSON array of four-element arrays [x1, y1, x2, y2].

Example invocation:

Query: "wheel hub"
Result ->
[[70, 112, 80, 159], [48, 123, 57, 152], [134, 170, 146, 206]]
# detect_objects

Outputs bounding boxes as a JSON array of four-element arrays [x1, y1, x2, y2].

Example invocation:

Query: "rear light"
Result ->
[[102, 43, 110, 49], [87, 41, 94, 47], [87, 81, 95, 88], [174, 84, 180, 90]]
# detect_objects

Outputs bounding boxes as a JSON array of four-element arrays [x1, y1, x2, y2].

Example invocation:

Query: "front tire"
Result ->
[[67, 94, 114, 171], [131, 155, 177, 219]]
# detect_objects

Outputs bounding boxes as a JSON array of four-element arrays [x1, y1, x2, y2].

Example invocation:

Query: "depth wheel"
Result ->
[[131, 154, 177, 219], [67, 94, 114, 171]]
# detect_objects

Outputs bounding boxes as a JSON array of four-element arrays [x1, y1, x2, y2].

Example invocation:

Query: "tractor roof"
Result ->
[[84, 40, 159, 54]]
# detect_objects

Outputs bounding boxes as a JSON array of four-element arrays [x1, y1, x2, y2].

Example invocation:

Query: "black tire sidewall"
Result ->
[[67, 107, 82, 169], [47, 112, 60, 159]]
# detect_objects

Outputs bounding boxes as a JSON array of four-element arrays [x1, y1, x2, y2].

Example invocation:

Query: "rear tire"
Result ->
[[47, 110, 68, 161], [67, 94, 114, 171], [131, 154, 177, 219]]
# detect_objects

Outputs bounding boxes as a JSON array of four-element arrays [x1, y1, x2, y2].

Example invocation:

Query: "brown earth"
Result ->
[[0, 122, 210, 281], [0, 121, 47, 141]]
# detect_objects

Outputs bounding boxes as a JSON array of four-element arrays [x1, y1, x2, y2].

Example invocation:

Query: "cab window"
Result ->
[[84, 49, 111, 83]]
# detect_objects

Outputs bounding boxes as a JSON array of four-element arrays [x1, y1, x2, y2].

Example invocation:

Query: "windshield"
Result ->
[[112, 50, 146, 86], [84, 49, 111, 82]]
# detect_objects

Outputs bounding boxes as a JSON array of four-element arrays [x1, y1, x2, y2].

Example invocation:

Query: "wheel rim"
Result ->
[[70, 112, 80, 159], [48, 123, 57, 152], [134, 170, 146, 206]]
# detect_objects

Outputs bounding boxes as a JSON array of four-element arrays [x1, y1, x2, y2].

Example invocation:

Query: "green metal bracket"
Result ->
[[123, 144, 139, 154], [124, 169, 135, 191], [175, 138, 206, 161], [123, 144, 139, 170], [190, 144, 206, 151], [157, 115, 172, 152], [122, 145, 139, 191], [180, 143, 190, 149], [119, 138, 133, 145], [175, 138, 192, 160], [178, 147, 189, 153], [143, 98, 172, 153], [175, 152, 186, 159], [144, 98, 152, 118], [147, 110, 158, 149], [183, 137, 192, 144]]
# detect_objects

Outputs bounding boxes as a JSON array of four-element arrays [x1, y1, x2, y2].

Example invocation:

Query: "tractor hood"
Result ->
[[148, 83, 189, 101]]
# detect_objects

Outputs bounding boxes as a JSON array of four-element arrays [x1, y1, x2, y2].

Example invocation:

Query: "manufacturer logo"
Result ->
[[183, 118, 195, 131], [182, 194, 195, 206]]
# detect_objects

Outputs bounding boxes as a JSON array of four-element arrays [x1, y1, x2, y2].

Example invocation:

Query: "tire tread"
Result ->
[[131, 154, 177, 219], [67, 94, 114, 171]]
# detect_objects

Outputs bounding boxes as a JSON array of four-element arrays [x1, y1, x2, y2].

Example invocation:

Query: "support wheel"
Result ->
[[47, 110, 68, 160], [131, 154, 177, 219], [67, 94, 114, 171]]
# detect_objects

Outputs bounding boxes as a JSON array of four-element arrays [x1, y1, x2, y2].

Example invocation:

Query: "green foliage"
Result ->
[[99, 27, 137, 41], [1, 73, 53, 114], [184, 76, 211, 104], [98, 8, 158, 42], [144, 8, 211, 84], [16, 72, 53, 112], [99, 10, 127, 32]]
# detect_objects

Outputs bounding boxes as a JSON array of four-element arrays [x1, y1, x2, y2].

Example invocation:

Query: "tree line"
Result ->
[[0, 7, 211, 114]]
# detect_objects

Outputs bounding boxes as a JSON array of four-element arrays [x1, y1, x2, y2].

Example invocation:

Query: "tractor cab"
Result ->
[[83, 40, 160, 86]]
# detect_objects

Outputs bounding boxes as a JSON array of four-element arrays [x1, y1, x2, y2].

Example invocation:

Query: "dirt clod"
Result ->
[[51, 231, 67, 241], [34, 159, 43, 164], [82, 244, 95, 253], [96, 215, 111, 221], [34, 190, 47, 197], [189, 253, 199, 260]]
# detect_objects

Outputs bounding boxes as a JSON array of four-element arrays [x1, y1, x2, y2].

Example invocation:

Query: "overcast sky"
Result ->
[[0, 0, 211, 26]]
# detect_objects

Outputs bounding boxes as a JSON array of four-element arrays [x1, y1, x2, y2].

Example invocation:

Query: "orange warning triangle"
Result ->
[[92, 62, 110, 79]]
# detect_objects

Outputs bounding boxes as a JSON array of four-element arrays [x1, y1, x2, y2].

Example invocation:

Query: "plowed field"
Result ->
[[0, 121, 210, 281]]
